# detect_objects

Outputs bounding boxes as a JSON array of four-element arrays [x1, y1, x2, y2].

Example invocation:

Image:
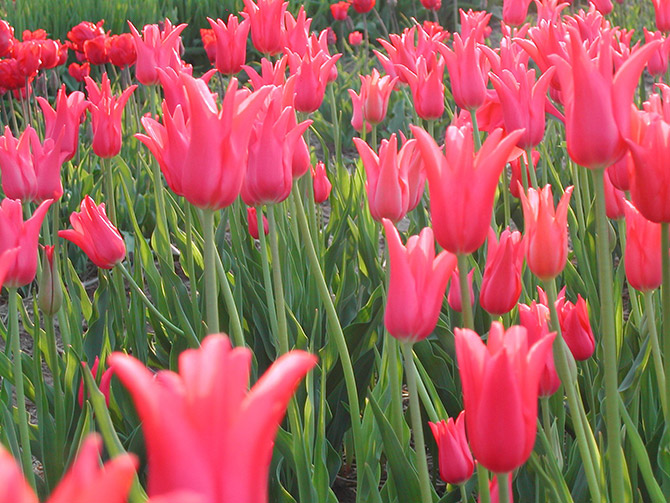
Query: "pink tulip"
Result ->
[[429, 411, 474, 485], [358, 68, 397, 125], [242, 0, 287, 56], [480, 228, 524, 316], [400, 54, 445, 121], [128, 19, 186, 85], [312, 161, 332, 203], [207, 15, 249, 75], [109, 333, 316, 503], [36, 85, 88, 162], [447, 267, 474, 313], [441, 33, 489, 111], [623, 200, 663, 292], [518, 301, 561, 396]]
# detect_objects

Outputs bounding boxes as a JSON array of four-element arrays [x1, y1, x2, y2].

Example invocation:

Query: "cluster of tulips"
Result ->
[[1, 0, 670, 501]]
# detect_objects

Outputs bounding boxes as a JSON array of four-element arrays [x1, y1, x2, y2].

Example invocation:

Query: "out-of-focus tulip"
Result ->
[[400, 54, 445, 121], [555, 291, 595, 361], [653, 0, 670, 32], [58, 196, 126, 269], [623, 200, 662, 292], [37, 85, 88, 162], [455, 322, 555, 473], [84, 73, 136, 158], [348, 87, 371, 133], [200, 28, 216, 63], [243, 56, 288, 89], [128, 20, 186, 85], [0, 434, 136, 503], [448, 267, 474, 313], [352, 0, 375, 13], [460, 9, 492, 42], [645, 30, 670, 76], [355, 134, 426, 223], [480, 228, 524, 316], [312, 161, 332, 203], [287, 44, 341, 113], [441, 33, 489, 111], [503, 0, 533, 25], [137, 75, 270, 210], [349, 31, 363, 46], [83, 35, 108, 65], [67, 20, 105, 56], [520, 184, 573, 281], [519, 300, 561, 396], [358, 68, 397, 125], [490, 65, 555, 149], [383, 220, 456, 341], [412, 124, 523, 254], [283, 7, 311, 55], [0, 198, 52, 288], [331, 1, 350, 20], [484, 475, 515, 503], [0, 126, 67, 202], [242, 0, 286, 56], [241, 91, 311, 205], [14, 41, 41, 79], [606, 151, 631, 191], [78, 356, 113, 407], [549, 27, 661, 169], [68, 62, 90, 82], [604, 173, 627, 220], [37, 39, 61, 70], [246, 207, 269, 240], [208, 15, 250, 75], [429, 411, 474, 485], [109, 333, 316, 503], [38, 245, 62, 316], [0, 20, 14, 57], [421, 0, 442, 9], [107, 33, 137, 68]]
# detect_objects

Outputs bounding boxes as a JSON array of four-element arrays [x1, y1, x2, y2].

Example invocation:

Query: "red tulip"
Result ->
[[441, 33, 489, 111], [37, 85, 88, 162], [67, 20, 105, 56], [519, 184, 573, 281], [383, 220, 456, 342], [128, 19, 186, 85], [358, 68, 397, 125], [68, 62, 90, 82], [480, 228, 524, 316], [109, 333, 316, 503], [312, 161, 332, 203], [14, 41, 41, 79], [555, 291, 595, 361], [421, 0, 442, 10], [447, 267, 474, 313], [623, 200, 662, 292], [242, 0, 287, 56], [0, 434, 136, 503], [107, 33, 137, 68], [83, 35, 108, 65], [411, 123, 523, 254], [549, 26, 661, 169], [518, 301, 560, 396], [137, 75, 270, 210], [331, 1, 350, 20], [400, 54, 445, 121], [246, 207, 269, 240], [0, 20, 14, 57], [0, 126, 67, 202], [349, 31, 363, 46], [351, 0, 375, 13], [36, 39, 61, 70], [241, 90, 312, 205], [78, 356, 113, 407], [653, 0, 670, 32], [455, 322, 555, 473], [429, 411, 474, 485], [58, 196, 126, 269], [207, 15, 250, 75], [503, 0, 533, 25]]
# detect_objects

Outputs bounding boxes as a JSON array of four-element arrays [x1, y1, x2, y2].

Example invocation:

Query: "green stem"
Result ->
[[9, 289, 36, 488], [644, 290, 668, 420], [497, 472, 510, 503], [402, 342, 433, 503], [328, 85, 343, 170], [501, 164, 511, 227], [45, 314, 65, 476], [291, 187, 364, 488], [268, 205, 289, 354], [526, 147, 538, 189], [215, 250, 245, 348], [201, 209, 219, 335], [477, 464, 490, 503], [469, 109, 482, 151], [103, 157, 117, 224], [427, 119, 435, 140], [116, 263, 187, 339], [184, 204, 199, 322], [457, 254, 473, 329], [460, 483, 469, 503], [544, 279, 602, 503], [385, 335, 404, 437], [371, 123, 378, 151], [591, 168, 624, 503], [256, 206, 280, 350], [662, 223, 670, 421]]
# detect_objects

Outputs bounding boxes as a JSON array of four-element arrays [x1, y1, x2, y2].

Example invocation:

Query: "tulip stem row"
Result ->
[[544, 278, 602, 503], [116, 262, 186, 339], [401, 342, 433, 503], [256, 205, 280, 349], [214, 242, 246, 348], [9, 288, 36, 489], [201, 208, 219, 335], [591, 168, 625, 503], [525, 147, 538, 189], [662, 222, 670, 422], [268, 206, 289, 354], [291, 187, 365, 494], [497, 472, 510, 503], [643, 290, 667, 419], [457, 254, 474, 330], [44, 313, 66, 480]]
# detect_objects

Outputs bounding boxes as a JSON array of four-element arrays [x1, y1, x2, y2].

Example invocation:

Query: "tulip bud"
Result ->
[[448, 268, 474, 313], [247, 207, 269, 240], [479, 228, 524, 316], [348, 31, 363, 46], [330, 1, 350, 20], [623, 200, 663, 292], [38, 245, 62, 316], [556, 293, 595, 361], [312, 162, 332, 203], [429, 411, 474, 485]]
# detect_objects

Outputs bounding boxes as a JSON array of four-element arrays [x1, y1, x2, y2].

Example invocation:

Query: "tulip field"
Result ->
[[1, 0, 670, 501]]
